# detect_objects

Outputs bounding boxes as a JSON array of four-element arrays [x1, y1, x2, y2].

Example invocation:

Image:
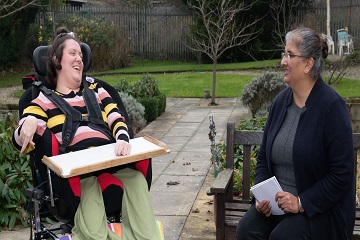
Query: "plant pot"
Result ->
[[204, 89, 211, 99]]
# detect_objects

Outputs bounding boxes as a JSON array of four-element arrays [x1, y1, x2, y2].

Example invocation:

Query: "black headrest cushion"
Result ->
[[32, 43, 92, 76]]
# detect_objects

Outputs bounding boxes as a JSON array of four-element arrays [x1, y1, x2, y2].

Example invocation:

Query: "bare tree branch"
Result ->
[[0, 0, 39, 19], [187, 0, 261, 60], [269, 0, 302, 49], [186, 0, 263, 104]]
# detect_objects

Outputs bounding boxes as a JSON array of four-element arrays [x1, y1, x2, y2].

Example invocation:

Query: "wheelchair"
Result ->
[[20, 43, 152, 240]]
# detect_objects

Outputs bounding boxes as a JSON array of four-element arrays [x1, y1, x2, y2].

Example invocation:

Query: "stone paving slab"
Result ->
[[155, 215, 186, 240], [152, 150, 179, 164], [178, 115, 208, 123], [151, 152, 178, 181], [182, 139, 213, 152], [150, 191, 198, 216], [162, 152, 211, 176], [207, 114, 233, 125], [184, 108, 212, 114], [165, 123, 201, 137], [157, 111, 184, 119], [152, 161, 171, 181], [136, 129, 169, 139], [158, 136, 191, 152], [151, 175, 205, 193], [163, 161, 211, 176]]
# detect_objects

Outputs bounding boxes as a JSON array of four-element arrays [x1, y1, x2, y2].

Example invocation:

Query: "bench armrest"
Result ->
[[208, 169, 233, 195]]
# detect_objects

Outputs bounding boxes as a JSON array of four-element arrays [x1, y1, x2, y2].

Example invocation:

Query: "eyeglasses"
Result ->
[[281, 52, 305, 60], [57, 32, 75, 38]]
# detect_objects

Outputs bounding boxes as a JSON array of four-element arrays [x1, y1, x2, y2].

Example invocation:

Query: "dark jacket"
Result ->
[[256, 78, 355, 240]]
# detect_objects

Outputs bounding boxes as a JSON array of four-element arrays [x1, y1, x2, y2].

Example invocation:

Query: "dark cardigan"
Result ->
[[256, 78, 355, 240]]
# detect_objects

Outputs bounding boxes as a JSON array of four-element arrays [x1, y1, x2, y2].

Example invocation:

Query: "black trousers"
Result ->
[[236, 204, 310, 240]]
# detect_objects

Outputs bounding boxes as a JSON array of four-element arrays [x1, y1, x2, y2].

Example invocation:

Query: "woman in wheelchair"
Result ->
[[13, 27, 161, 240]]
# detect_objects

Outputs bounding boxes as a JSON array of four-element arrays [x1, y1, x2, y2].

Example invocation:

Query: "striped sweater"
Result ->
[[13, 78, 129, 153]]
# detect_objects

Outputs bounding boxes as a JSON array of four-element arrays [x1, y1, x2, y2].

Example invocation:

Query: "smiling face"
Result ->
[[280, 39, 309, 88], [56, 39, 84, 91]]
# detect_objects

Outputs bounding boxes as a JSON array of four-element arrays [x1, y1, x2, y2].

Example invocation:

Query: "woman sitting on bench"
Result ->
[[13, 27, 161, 240], [237, 27, 355, 240]]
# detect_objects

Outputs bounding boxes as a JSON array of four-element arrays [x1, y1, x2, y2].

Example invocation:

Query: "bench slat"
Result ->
[[233, 130, 264, 145], [225, 216, 242, 227], [226, 202, 251, 210]]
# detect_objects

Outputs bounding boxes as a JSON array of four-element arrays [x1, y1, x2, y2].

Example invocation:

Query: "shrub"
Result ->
[[117, 92, 147, 134], [29, 14, 131, 71], [324, 52, 360, 85], [133, 74, 160, 98], [344, 51, 360, 66], [325, 56, 347, 85], [0, 6, 37, 70], [114, 79, 134, 95], [0, 112, 32, 230], [115, 75, 166, 122], [241, 71, 287, 118], [215, 117, 266, 195], [137, 93, 166, 122]]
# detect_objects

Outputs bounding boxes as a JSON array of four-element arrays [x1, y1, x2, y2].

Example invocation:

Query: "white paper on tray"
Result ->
[[42, 135, 170, 178]]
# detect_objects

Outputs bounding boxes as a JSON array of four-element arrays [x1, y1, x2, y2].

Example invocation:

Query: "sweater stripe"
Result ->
[[14, 81, 129, 153]]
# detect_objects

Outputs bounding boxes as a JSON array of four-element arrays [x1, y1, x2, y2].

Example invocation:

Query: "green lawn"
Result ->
[[98, 73, 360, 99], [4, 58, 360, 99], [0, 72, 28, 88], [331, 78, 360, 99], [99, 73, 254, 98], [90, 58, 281, 75]]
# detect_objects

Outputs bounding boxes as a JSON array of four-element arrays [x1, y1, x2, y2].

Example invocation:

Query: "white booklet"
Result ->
[[250, 176, 285, 215]]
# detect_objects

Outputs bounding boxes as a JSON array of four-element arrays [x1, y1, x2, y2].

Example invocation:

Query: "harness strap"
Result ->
[[35, 81, 82, 154], [82, 79, 109, 128], [82, 79, 114, 141], [34, 78, 113, 154]]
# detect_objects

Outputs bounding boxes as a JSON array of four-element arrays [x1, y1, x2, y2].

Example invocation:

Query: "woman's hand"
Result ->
[[20, 116, 38, 153], [114, 139, 131, 156], [275, 191, 299, 214], [255, 199, 272, 217]]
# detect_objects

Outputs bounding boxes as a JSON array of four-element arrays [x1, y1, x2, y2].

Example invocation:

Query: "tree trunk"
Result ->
[[211, 59, 217, 105]]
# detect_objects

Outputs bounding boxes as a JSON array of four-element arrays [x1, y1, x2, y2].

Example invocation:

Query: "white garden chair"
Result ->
[[337, 29, 354, 55], [321, 33, 335, 55]]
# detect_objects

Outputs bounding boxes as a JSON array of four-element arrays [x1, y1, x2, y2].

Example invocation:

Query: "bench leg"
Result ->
[[214, 194, 226, 240]]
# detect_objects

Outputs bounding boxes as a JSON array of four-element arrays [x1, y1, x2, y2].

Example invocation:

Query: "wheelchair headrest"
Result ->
[[32, 43, 92, 76]]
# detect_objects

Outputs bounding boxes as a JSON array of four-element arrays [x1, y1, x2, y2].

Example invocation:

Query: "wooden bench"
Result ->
[[208, 121, 360, 240]]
